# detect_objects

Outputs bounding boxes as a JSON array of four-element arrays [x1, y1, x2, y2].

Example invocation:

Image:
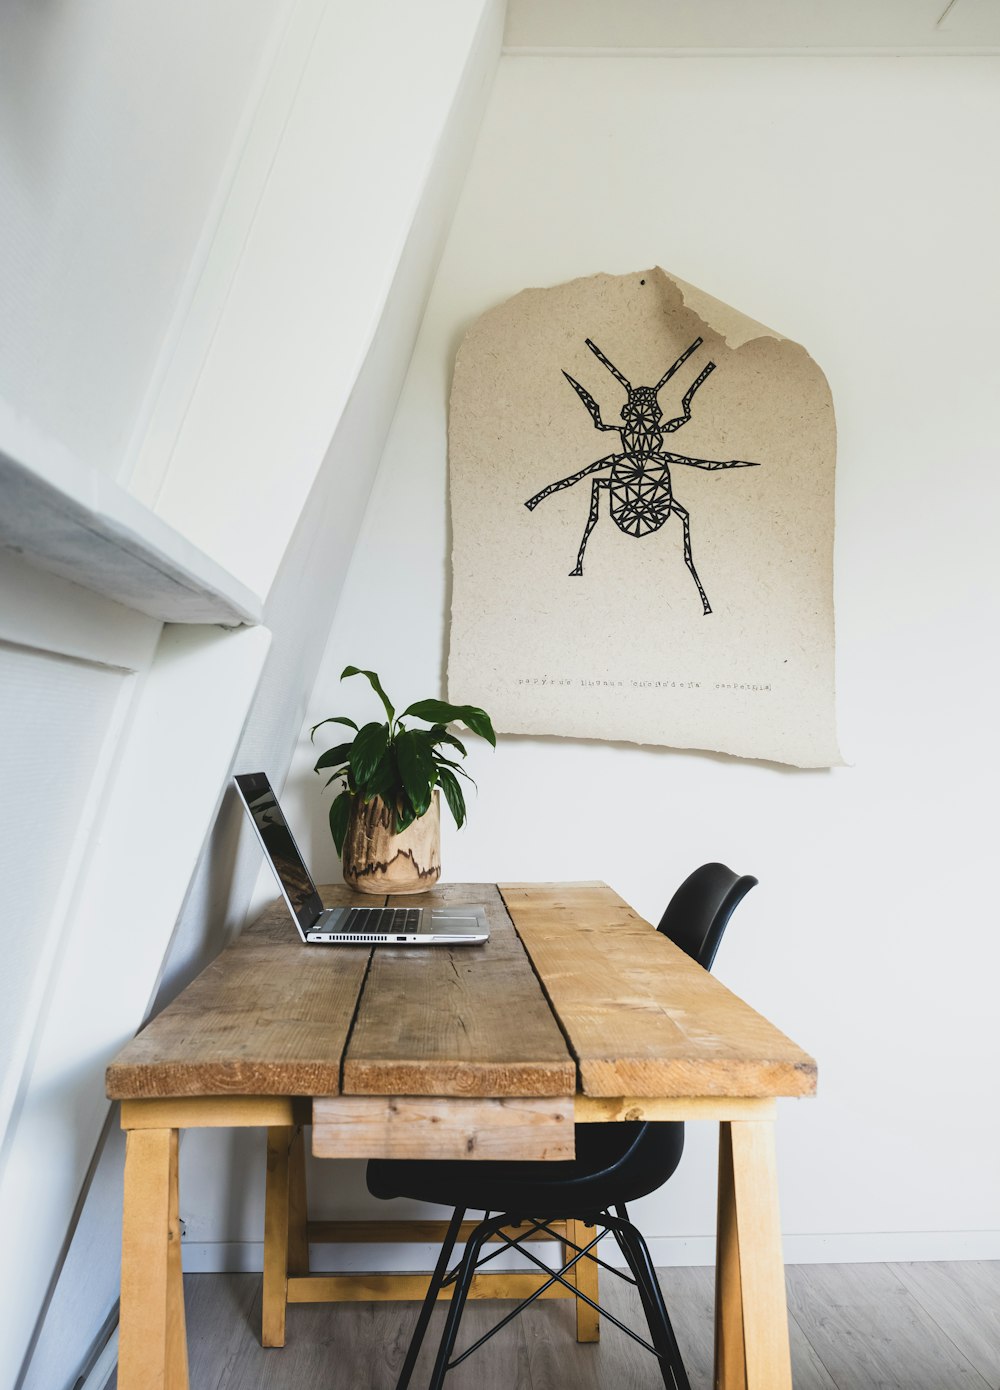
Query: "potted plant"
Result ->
[[311, 666, 496, 895]]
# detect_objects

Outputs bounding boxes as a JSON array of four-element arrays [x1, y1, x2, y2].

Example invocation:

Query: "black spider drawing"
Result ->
[[524, 336, 761, 614]]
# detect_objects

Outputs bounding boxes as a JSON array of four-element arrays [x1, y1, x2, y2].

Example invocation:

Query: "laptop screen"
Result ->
[[234, 773, 324, 933]]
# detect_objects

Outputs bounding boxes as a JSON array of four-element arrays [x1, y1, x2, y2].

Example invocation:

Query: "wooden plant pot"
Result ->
[[342, 791, 441, 896]]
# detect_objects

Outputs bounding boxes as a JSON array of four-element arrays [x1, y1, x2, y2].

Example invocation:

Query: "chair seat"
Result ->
[[367, 1121, 684, 1216]]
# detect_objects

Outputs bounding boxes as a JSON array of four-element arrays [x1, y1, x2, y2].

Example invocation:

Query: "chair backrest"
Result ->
[[656, 862, 757, 971]]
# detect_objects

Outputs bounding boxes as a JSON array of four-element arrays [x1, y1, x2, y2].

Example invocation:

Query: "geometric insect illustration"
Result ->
[[524, 336, 762, 614]]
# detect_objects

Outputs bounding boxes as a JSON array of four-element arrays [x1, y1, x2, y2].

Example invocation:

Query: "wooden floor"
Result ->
[[114, 1260, 1000, 1389]]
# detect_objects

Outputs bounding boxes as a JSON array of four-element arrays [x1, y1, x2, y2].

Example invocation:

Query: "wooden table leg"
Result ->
[[119, 1127, 188, 1390], [566, 1218, 600, 1342], [264, 1124, 310, 1345], [287, 1125, 310, 1276], [715, 1120, 792, 1390], [715, 1122, 746, 1390]]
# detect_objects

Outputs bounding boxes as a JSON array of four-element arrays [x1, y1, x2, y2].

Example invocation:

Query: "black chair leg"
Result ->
[[612, 1206, 691, 1390], [395, 1207, 466, 1390], [426, 1217, 496, 1390]]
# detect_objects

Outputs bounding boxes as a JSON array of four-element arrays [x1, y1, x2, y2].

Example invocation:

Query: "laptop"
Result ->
[[233, 772, 489, 945]]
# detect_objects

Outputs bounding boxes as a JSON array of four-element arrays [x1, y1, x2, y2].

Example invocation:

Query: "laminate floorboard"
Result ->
[[164, 1261, 1000, 1389], [786, 1262, 995, 1390], [890, 1261, 1000, 1389]]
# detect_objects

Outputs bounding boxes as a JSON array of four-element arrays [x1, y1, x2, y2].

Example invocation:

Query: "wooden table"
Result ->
[[106, 882, 816, 1390]]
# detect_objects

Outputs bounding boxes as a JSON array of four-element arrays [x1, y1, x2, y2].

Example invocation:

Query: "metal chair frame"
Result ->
[[398, 1204, 691, 1390]]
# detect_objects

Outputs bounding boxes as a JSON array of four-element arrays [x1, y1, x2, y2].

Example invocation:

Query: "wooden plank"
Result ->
[[262, 1127, 293, 1348], [120, 1097, 307, 1129], [118, 1128, 186, 1390], [286, 1126, 310, 1276], [106, 887, 375, 1099], [500, 883, 816, 1099], [575, 1095, 775, 1123], [342, 883, 575, 1098], [165, 1130, 188, 1390], [715, 1122, 747, 1390], [567, 1219, 601, 1342], [728, 1120, 793, 1390], [287, 1272, 576, 1303], [312, 1094, 574, 1160], [306, 1218, 570, 1244]]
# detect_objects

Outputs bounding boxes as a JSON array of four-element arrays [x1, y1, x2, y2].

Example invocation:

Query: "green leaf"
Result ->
[[328, 791, 352, 857], [436, 766, 466, 830], [428, 724, 467, 758], [349, 722, 390, 787], [313, 741, 354, 773], [309, 714, 358, 743], [434, 753, 477, 787], [400, 699, 496, 747], [323, 770, 348, 789], [341, 666, 395, 724], [395, 729, 436, 817], [363, 747, 400, 807], [393, 793, 418, 835]]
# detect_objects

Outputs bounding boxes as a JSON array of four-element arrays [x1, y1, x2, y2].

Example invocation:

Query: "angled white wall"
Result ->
[[0, 0, 290, 477], [3, 4, 504, 1388], [128, 0, 503, 595]]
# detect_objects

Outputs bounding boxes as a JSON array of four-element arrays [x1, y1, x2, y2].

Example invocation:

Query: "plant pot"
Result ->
[[341, 791, 441, 896]]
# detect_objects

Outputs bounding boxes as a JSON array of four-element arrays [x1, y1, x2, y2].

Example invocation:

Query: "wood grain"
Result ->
[[286, 1272, 577, 1304], [120, 1097, 308, 1128], [343, 791, 441, 894], [715, 1123, 747, 1390], [575, 1095, 775, 1123], [118, 1128, 187, 1390], [106, 888, 375, 1099], [566, 1219, 601, 1342], [262, 1127, 294, 1347], [500, 883, 816, 1099], [312, 1094, 574, 1160], [287, 1126, 310, 1277], [165, 1129, 188, 1390], [306, 1218, 571, 1245], [728, 1121, 793, 1390], [341, 884, 575, 1098]]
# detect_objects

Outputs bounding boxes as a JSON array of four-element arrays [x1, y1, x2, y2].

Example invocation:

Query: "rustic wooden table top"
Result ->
[[106, 882, 816, 1102]]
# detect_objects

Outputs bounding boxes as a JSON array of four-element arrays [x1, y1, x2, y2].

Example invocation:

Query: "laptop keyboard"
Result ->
[[340, 907, 421, 934]]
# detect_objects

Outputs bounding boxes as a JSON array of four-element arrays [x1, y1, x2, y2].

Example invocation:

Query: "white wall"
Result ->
[[0, 0, 289, 478], [256, 54, 999, 1267]]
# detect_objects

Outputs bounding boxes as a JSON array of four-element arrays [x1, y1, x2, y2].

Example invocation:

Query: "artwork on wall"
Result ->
[[447, 268, 841, 768]]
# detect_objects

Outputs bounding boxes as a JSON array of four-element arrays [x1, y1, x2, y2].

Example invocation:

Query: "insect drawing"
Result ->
[[524, 336, 761, 614]]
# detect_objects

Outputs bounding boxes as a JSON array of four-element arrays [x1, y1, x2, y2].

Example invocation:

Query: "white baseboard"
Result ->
[[181, 1229, 1000, 1274]]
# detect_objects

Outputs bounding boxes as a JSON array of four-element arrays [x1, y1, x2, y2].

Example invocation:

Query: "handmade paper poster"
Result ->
[[447, 268, 840, 767]]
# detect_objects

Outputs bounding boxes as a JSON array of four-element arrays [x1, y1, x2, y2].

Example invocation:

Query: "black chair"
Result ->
[[367, 864, 758, 1390], [656, 861, 758, 969]]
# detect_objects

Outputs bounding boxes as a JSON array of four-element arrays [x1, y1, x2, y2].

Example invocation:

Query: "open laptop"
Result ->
[[233, 772, 489, 945]]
